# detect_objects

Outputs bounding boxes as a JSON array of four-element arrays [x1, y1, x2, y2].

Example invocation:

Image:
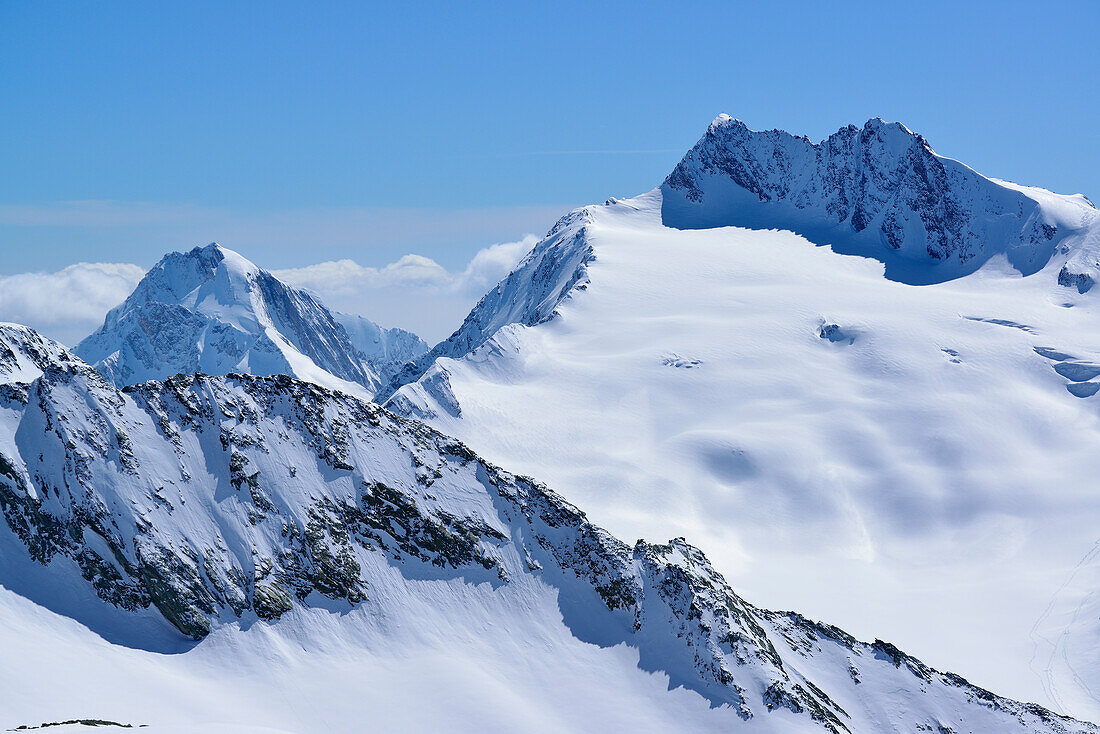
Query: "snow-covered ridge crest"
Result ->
[[0, 322, 75, 384], [375, 206, 597, 401], [1, 325, 1092, 732], [662, 114, 1099, 284], [74, 243, 423, 397]]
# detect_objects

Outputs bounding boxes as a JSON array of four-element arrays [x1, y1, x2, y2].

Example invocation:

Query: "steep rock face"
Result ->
[[0, 323, 1091, 733], [375, 208, 595, 401], [75, 244, 380, 395], [662, 115, 1096, 283], [334, 311, 429, 385], [0, 323, 75, 383]]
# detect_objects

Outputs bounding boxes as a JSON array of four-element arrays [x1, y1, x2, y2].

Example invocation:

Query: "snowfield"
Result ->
[[0, 563, 763, 733], [387, 124, 1100, 718]]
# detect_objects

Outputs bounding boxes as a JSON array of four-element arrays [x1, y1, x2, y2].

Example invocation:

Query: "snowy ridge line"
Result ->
[[376, 118, 1100, 720], [0, 322, 1094, 732], [382, 115, 1099, 408], [334, 311, 429, 385], [662, 115, 1098, 285], [375, 206, 597, 402]]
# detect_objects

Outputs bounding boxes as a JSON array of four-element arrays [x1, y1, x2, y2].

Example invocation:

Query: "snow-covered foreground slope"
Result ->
[[4, 575, 1088, 734], [75, 243, 424, 398], [0, 323, 1091, 733], [385, 123, 1100, 716], [1032, 541, 1100, 720]]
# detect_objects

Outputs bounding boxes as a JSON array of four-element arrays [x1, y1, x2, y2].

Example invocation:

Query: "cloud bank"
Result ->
[[0, 263, 146, 347], [0, 237, 538, 348], [273, 236, 537, 342]]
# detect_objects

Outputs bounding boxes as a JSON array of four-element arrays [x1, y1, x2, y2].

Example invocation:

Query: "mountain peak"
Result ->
[[189, 241, 223, 255], [861, 115, 908, 133], [186, 241, 250, 266], [661, 115, 1093, 284], [167, 241, 259, 282], [74, 243, 382, 395], [707, 112, 739, 131]]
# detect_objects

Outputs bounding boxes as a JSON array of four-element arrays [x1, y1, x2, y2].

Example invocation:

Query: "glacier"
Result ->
[[384, 117, 1100, 719]]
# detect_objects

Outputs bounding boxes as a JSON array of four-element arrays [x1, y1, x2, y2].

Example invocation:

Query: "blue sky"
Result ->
[[0, 0, 1097, 340]]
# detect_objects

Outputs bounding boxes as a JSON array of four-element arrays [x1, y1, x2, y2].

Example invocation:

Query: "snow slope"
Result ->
[[384, 118, 1100, 716], [1032, 540, 1100, 722], [75, 244, 392, 398], [0, 323, 1091, 733]]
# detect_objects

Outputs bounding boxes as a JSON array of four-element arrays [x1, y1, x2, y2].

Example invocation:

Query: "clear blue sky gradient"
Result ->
[[1, 0, 1097, 272]]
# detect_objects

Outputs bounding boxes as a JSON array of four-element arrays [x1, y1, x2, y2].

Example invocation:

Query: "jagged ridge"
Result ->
[[376, 207, 596, 402], [661, 115, 1097, 283]]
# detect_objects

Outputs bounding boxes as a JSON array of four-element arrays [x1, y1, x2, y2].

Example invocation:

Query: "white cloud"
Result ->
[[455, 238, 536, 296], [273, 254, 452, 294], [274, 236, 536, 296], [273, 235, 538, 342], [0, 263, 146, 347]]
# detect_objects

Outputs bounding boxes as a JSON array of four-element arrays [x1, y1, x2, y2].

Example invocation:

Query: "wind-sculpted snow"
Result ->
[[662, 115, 1099, 284], [0, 324, 1091, 732], [75, 244, 388, 396]]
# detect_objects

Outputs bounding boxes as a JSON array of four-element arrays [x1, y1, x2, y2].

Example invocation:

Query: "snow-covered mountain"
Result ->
[[380, 117, 1099, 403], [75, 243, 421, 398], [381, 117, 1100, 717], [379, 206, 597, 405], [334, 311, 429, 385], [663, 115, 1099, 285], [0, 322, 1094, 733]]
